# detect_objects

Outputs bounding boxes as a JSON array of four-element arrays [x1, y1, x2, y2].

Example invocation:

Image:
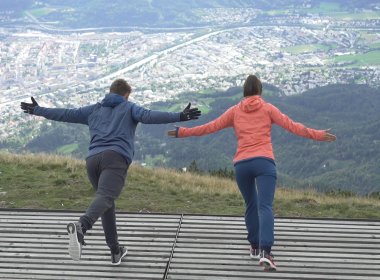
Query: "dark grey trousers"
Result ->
[[80, 150, 129, 251]]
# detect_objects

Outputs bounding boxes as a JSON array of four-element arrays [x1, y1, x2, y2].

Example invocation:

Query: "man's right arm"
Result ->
[[34, 105, 97, 125]]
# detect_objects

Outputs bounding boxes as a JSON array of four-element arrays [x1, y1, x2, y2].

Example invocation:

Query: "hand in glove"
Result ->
[[20, 97, 39, 114], [180, 103, 201, 121]]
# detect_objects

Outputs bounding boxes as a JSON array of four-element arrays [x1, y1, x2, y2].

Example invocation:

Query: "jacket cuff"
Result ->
[[33, 106, 42, 116], [315, 130, 326, 141]]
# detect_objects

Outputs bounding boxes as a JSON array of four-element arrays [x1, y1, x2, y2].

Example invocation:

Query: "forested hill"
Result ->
[[139, 84, 380, 195], [3, 0, 379, 28], [10, 84, 380, 195]]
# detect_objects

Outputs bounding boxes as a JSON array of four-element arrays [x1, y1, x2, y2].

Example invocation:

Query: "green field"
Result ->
[[326, 11, 380, 20], [198, 89, 215, 95], [266, 10, 291, 16], [269, 1, 380, 21], [333, 50, 380, 66], [369, 42, 380, 49], [28, 8, 56, 17], [56, 144, 79, 155], [318, 2, 341, 12], [303, 2, 341, 14], [284, 44, 332, 54], [1, 152, 380, 218]]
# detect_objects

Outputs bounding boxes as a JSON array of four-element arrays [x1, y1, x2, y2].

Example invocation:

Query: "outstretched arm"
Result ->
[[21, 97, 95, 125], [269, 104, 336, 142], [132, 102, 201, 124], [168, 106, 235, 138]]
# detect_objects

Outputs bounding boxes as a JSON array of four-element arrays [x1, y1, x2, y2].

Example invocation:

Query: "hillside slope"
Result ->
[[0, 152, 379, 219], [10, 84, 380, 195], [141, 84, 380, 195]]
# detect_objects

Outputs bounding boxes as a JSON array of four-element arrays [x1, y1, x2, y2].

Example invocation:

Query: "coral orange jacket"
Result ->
[[177, 95, 326, 163]]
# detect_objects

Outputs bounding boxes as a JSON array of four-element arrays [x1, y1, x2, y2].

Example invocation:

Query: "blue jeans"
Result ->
[[234, 157, 276, 252]]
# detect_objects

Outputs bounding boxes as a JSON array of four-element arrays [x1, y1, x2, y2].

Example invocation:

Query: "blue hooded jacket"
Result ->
[[34, 93, 181, 164]]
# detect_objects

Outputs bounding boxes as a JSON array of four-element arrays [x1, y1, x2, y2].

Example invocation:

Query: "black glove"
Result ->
[[180, 103, 201, 121], [20, 97, 39, 114]]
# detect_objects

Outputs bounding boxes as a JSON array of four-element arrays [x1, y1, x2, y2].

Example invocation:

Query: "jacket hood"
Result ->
[[101, 93, 126, 108], [239, 95, 264, 112]]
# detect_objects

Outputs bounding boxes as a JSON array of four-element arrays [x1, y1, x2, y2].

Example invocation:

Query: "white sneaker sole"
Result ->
[[111, 248, 128, 266], [250, 253, 261, 259], [67, 223, 82, 261]]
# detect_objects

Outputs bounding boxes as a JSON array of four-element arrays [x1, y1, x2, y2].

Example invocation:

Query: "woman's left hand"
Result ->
[[323, 129, 337, 142], [167, 130, 177, 137]]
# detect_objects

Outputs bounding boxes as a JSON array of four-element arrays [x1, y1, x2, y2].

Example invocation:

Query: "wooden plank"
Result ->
[[0, 273, 115, 280], [0, 252, 169, 262], [178, 227, 380, 235], [0, 262, 164, 273], [0, 223, 179, 233], [2, 241, 377, 255], [180, 222, 380, 231], [0, 257, 167, 267], [170, 257, 380, 268], [174, 240, 378, 249], [177, 232, 380, 241], [0, 268, 163, 279], [0, 232, 175, 242], [167, 274, 379, 280], [0, 219, 180, 227], [0, 243, 173, 254], [171, 252, 380, 261], [0, 217, 180, 225], [167, 269, 379, 280], [0, 227, 178, 237], [0, 211, 180, 219], [0, 247, 172, 258], [168, 263, 380, 276], [183, 216, 380, 226], [172, 246, 379, 255]]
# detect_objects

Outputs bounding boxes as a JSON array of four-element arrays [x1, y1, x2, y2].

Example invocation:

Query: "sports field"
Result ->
[[334, 50, 380, 66]]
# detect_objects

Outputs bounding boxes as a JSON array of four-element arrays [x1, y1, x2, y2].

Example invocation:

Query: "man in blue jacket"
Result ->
[[20, 78, 201, 265]]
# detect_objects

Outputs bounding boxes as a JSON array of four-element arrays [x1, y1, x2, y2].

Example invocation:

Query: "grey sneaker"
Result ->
[[67, 222, 85, 261], [111, 246, 128, 266]]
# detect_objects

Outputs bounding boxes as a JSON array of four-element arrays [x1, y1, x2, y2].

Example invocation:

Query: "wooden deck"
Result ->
[[0, 210, 379, 279]]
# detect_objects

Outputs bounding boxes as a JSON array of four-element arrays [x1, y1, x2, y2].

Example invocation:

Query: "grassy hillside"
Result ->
[[0, 152, 379, 219], [13, 84, 380, 195]]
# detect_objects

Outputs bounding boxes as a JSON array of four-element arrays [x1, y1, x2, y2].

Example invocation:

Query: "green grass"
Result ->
[[369, 42, 380, 49], [283, 44, 332, 54], [328, 11, 380, 20], [333, 50, 380, 66], [198, 89, 215, 95], [0, 152, 379, 219], [318, 2, 341, 12], [28, 8, 56, 17], [266, 10, 291, 16], [56, 143, 79, 155], [273, 1, 380, 21]]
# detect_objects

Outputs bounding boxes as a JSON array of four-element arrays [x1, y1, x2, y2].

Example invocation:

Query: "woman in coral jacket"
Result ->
[[168, 75, 336, 271]]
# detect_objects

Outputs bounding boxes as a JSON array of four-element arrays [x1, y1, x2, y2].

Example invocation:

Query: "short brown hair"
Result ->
[[110, 79, 132, 95], [243, 75, 262, 97]]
